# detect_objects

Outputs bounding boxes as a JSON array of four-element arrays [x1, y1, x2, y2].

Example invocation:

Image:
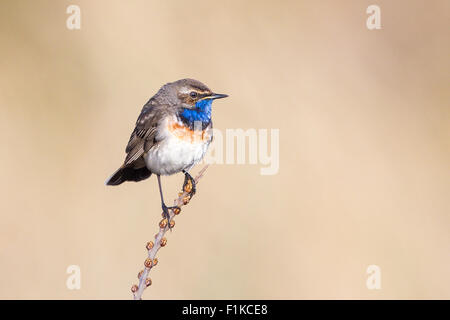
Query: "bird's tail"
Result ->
[[105, 165, 152, 186]]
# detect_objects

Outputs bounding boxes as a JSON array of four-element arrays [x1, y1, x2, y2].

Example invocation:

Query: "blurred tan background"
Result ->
[[0, 0, 449, 299]]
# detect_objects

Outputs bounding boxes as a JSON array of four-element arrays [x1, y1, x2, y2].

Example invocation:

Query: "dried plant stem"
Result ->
[[132, 165, 209, 300]]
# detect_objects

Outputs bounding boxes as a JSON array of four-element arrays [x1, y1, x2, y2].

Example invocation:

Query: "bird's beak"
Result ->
[[209, 93, 228, 100]]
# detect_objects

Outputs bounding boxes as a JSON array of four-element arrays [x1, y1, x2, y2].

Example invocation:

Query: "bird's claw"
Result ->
[[182, 171, 196, 199], [161, 203, 177, 230]]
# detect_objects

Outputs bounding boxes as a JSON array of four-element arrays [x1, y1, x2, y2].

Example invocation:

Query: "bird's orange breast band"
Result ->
[[168, 121, 210, 143]]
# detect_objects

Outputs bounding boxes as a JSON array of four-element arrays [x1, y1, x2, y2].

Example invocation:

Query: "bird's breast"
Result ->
[[144, 117, 212, 175]]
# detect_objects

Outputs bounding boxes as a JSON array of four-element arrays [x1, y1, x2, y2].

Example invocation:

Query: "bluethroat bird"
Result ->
[[106, 79, 228, 225]]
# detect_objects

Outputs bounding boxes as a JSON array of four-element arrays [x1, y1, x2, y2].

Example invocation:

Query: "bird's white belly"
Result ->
[[144, 118, 212, 175]]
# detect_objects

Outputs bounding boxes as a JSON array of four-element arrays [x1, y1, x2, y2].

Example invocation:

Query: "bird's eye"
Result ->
[[190, 91, 198, 98]]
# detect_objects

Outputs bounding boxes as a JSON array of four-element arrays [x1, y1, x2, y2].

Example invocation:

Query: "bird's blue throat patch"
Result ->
[[180, 99, 212, 130]]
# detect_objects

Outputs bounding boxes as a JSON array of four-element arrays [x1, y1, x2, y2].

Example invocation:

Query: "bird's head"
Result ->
[[159, 78, 227, 110]]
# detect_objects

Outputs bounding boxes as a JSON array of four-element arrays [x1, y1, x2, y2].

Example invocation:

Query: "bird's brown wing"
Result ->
[[106, 99, 172, 186], [124, 101, 161, 166]]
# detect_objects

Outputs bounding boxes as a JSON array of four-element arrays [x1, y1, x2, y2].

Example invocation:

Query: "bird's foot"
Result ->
[[161, 203, 179, 230], [182, 170, 196, 199]]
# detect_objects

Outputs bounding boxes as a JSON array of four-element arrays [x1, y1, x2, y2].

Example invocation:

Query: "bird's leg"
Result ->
[[182, 169, 196, 198], [156, 175, 178, 229]]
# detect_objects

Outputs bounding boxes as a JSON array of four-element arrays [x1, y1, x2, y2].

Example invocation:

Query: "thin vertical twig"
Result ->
[[132, 165, 209, 300]]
